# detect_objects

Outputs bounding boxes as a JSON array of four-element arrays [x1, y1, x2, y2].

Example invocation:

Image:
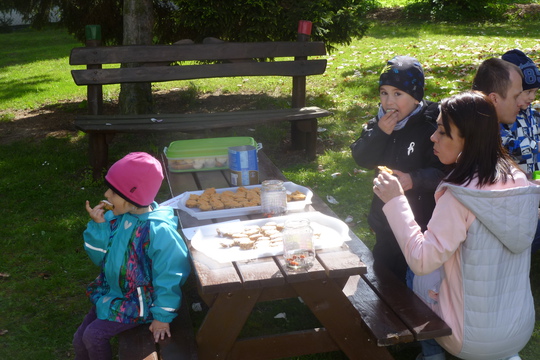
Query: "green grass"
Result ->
[[3, 13, 540, 360]]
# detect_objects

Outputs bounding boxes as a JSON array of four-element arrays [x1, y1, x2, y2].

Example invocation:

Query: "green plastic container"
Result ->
[[164, 137, 258, 173]]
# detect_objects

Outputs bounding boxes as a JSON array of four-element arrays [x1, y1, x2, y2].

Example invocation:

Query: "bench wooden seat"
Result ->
[[308, 192, 452, 348], [69, 22, 330, 179], [343, 243, 452, 347], [74, 106, 331, 133], [118, 293, 198, 360]]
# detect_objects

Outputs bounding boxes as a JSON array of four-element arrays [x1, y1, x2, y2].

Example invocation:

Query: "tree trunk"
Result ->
[[119, 0, 154, 115]]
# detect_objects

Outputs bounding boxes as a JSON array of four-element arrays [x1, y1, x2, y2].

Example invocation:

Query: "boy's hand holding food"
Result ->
[[378, 109, 399, 134]]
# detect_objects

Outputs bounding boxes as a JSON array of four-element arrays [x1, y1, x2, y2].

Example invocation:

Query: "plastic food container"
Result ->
[[159, 182, 313, 220], [164, 137, 258, 173], [188, 211, 350, 263]]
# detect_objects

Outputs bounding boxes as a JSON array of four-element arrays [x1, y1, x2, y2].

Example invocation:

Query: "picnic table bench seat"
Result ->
[[309, 185, 452, 349], [69, 22, 330, 179], [118, 292, 198, 360]]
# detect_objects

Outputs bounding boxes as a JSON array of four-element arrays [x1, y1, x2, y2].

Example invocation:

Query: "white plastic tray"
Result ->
[[188, 212, 350, 263], [161, 182, 313, 220]]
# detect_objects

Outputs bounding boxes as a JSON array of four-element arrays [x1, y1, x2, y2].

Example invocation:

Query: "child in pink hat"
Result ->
[[73, 152, 191, 360]]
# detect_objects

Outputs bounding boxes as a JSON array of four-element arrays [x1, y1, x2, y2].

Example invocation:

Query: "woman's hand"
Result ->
[[85, 201, 106, 223], [149, 320, 171, 343], [392, 169, 413, 191], [377, 109, 400, 134], [373, 171, 404, 203]]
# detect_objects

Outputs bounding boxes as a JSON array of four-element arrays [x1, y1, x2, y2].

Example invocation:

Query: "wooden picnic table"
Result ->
[[163, 151, 399, 360]]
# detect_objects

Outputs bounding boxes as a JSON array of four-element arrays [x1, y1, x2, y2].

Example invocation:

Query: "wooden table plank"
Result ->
[[166, 171, 199, 195], [188, 248, 244, 295], [275, 256, 330, 284], [316, 245, 367, 279], [233, 257, 285, 289], [196, 170, 230, 189], [258, 151, 288, 181]]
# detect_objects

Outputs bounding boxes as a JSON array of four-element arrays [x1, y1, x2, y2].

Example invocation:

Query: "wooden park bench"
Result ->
[[69, 21, 331, 178]]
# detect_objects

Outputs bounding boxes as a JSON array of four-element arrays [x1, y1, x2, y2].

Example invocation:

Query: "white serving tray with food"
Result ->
[[187, 211, 350, 263], [162, 181, 313, 220]]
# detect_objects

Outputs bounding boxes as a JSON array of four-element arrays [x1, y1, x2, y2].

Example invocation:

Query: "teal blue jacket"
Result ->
[[83, 202, 191, 324]]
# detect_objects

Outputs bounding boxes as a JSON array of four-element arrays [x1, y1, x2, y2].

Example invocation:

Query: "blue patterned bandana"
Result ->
[[379, 56, 425, 102]]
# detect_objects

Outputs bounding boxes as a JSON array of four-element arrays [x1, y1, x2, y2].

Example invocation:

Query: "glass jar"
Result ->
[[282, 218, 315, 270], [261, 180, 287, 217]]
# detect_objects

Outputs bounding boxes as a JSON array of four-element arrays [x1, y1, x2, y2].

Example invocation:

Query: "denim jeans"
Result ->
[[532, 219, 540, 254], [73, 306, 140, 360], [407, 267, 446, 359]]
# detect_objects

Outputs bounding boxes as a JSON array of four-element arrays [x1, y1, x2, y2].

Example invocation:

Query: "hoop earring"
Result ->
[[455, 152, 462, 164]]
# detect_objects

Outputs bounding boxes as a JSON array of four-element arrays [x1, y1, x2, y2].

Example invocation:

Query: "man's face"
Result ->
[[494, 68, 526, 124]]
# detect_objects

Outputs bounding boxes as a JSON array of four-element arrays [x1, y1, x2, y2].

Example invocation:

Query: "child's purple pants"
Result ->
[[73, 306, 140, 360]]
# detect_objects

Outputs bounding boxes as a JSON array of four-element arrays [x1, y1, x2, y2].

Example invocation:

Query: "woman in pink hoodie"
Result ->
[[373, 91, 540, 360]]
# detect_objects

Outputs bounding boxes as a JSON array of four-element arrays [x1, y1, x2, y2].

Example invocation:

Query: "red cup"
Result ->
[[298, 20, 312, 35]]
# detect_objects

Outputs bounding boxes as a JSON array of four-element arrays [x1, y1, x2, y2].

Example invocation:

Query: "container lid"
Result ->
[[166, 137, 257, 158]]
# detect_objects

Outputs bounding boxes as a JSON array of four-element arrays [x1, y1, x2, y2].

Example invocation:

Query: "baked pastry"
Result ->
[[100, 200, 114, 210], [377, 165, 393, 174]]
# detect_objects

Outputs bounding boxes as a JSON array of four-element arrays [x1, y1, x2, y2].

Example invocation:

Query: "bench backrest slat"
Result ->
[[72, 59, 327, 85], [70, 42, 326, 65]]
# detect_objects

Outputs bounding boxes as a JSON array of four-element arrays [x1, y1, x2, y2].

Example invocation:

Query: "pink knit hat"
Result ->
[[104, 152, 163, 207]]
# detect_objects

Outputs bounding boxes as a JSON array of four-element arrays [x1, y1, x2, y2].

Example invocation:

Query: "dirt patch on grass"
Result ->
[[0, 89, 311, 167], [0, 89, 266, 146], [1, 99, 85, 145]]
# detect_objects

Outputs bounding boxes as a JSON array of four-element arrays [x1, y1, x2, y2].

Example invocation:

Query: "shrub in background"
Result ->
[[61, 0, 377, 51], [405, 0, 509, 22]]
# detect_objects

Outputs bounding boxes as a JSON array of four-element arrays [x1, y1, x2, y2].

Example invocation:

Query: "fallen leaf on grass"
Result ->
[[38, 272, 51, 280], [0, 273, 10, 280], [353, 168, 367, 174], [326, 195, 339, 204], [0, 330, 8, 336]]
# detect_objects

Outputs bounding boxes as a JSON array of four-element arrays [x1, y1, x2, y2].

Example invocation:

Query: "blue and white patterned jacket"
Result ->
[[500, 104, 540, 174]]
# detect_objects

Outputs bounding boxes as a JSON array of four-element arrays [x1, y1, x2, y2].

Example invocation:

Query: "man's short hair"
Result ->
[[472, 58, 523, 99]]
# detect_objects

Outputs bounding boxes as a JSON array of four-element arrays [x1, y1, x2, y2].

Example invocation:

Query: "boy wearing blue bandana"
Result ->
[[500, 49, 540, 176], [501, 49, 540, 254], [350, 56, 445, 283]]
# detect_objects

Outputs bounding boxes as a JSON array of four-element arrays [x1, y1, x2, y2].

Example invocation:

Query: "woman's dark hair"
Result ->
[[441, 91, 517, 187]]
